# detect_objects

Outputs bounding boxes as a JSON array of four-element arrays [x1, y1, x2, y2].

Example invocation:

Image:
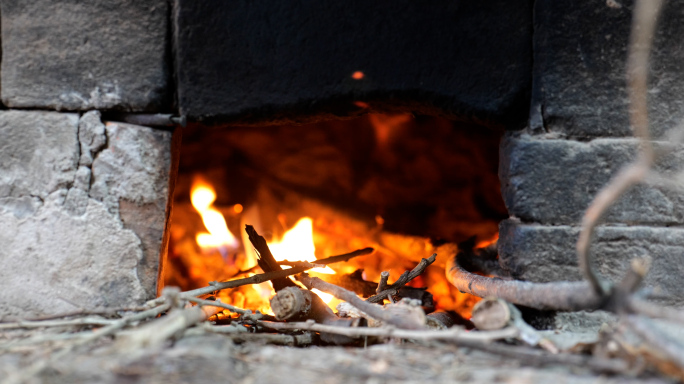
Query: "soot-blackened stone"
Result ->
[[532, 0, 684, 138], [175, 0, 532, 126]]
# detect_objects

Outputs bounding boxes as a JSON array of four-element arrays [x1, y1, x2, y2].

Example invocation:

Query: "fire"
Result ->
[[190, 180, 239, 254], [268, 217, 337, 304]]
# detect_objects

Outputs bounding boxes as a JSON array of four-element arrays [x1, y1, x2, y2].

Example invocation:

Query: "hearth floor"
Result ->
[[0, 332, 668, 384]]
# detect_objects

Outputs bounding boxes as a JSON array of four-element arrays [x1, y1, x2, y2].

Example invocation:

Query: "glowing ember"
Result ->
[[351, 71, 364, 80], [190, 180, 239, 253], [268, 217, 337, 304]]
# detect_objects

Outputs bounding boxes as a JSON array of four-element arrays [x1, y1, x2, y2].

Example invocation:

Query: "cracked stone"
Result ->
[[78, 110, 107, 167], [0, 111, 175, 320]]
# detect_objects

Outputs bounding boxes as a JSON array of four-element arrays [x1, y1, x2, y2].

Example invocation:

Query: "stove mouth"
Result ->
[[164, 112, 506, 317]]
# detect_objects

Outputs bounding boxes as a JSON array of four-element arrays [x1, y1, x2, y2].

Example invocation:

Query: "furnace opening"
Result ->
[[164, 113, 506, 318]]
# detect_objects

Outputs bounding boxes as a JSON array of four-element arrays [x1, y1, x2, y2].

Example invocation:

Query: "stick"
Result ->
[[277, 248, 374, 268], [0, 317, 116, 330], [259, 319, 517, 342], [298, 275, 425, 330], [146, 264, 318, 307], [269, 286, 355, 344], [366, 253, 436, 303], [446, 252, 603, 311], [376, 271, 390, 294], [245, 224, 298, 291], [313, 247, 375, 265], [185, 297, 251, 315]]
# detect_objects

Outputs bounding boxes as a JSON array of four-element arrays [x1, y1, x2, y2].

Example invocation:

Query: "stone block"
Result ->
[[175, 0, 531, 125], [0, 0, 170, 111], [532, 0, 684, 138], [498, 220, 684, 306], [0, 110, 175, 320], [500, 133, 684, 225]]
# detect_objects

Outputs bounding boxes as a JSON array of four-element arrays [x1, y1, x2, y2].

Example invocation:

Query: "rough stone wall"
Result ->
[[1, 0, 170, 111], [0, 111, 174, 320], [0, 0, 175, 319], [499, 0, 684, 305]]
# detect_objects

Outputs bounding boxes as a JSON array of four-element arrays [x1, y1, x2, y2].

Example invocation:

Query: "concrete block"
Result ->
[[1, 0, 170, 111], [0, 110, 174, 320], [498, 219, 684, 306], [500, 133, 684, 225]]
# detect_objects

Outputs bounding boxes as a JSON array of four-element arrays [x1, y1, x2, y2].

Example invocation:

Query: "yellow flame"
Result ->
[[191, 180, 239, 251], [268, 217, 336, 304]]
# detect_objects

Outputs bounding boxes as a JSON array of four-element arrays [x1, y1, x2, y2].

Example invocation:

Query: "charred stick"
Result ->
[[314, 247, 375, 265], [277, 248, 374, 268], [245, 225, 298, 291], [298, 274, 425, 330], [446, 252, 603, 311], [366, 253, 437, 303]]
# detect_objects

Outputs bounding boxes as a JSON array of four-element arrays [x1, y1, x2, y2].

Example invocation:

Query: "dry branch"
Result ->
[[145, 264, 319, 308], [366, 253, 437, 303], [277, 248, 375, 268], [298, 274, 426, 330], [446, 252, 602, 311], [270, 287, 356, 344], [0, 317, 116, 330], [259, 319, 517, 342]]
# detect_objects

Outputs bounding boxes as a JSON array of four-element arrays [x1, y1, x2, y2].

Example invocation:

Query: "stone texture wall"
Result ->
[[500, 0, 684, 305], [0, 111, 175, 320], [0, 0, 176, 320]]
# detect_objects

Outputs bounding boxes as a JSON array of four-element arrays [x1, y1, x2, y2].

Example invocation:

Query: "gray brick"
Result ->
[[1, 0, 170, 111], [500, 133, 684, 225], [498, 220, 684, 306], [532, 0, 684, 138]]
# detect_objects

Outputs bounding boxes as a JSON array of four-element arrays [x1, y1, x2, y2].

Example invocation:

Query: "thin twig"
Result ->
[[313, 247, 375, 265], [298, 275, 425, 330], [185, 297, 251, 315], [367, 253, 437, 303], [376, 271, 390, 294], [259, 320, 517, 342], [146, 264, 318, 307], [0, 317, 116, 330]]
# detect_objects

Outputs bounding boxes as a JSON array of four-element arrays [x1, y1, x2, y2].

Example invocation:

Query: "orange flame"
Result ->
[[190, 180, 239, 252], [268, 217, 337, 304]]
